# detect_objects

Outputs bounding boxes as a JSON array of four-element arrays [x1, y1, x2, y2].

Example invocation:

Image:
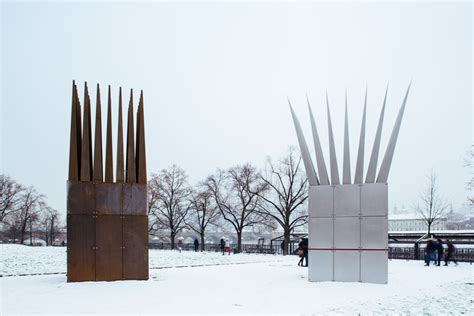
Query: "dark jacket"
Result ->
[[447, 241, 455, 254], [426, 239, 435, 252]]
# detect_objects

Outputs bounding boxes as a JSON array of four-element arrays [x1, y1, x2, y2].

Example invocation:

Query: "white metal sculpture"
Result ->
[[289, 84, 410, 284]]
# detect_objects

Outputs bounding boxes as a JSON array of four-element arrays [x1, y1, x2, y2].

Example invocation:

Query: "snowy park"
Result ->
[[1, 244, 472, 314]]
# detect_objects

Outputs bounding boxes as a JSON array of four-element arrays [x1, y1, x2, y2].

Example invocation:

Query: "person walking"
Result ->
[[302, 238, 309, 267], [436, 238, 444, 266], [194, 238, 199, 252], [220, 237, 225, 255], [297, 239, 304, 266], [444, 239, 458, 266], [424, 235, 436, 266]]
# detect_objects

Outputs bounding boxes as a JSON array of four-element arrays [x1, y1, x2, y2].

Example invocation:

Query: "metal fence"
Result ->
[[388, 246, 474, 263]]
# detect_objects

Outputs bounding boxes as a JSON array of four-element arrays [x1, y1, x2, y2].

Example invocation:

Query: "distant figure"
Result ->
[[177, 239, 183, 253], [225, 239, 231, 255], [302, 238, 309, 267], [297, 239, 304, 266], [444, 239, 458, 266], [281, 240, 285, 254], [436, 238, 443, 266], [424, 235, 436, 266], [220, 238, 225, 255], [194, 238, 199, 252]]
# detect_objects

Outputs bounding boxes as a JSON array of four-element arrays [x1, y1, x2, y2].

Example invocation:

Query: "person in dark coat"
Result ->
[[444, 239, 458, 266], [194, 238, 199, 252], [424, 235, 436, 266], [436, 238, 444, 266], [302, 238, 309, 267], [220, 238, 225, 255], [297, 239, 304, 266]]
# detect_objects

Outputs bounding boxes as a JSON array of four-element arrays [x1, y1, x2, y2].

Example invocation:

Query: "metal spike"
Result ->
[[326, 92, 340, 185], [289, 99, 319, 186], [307, 96, 329, 185], [365, 84, 388, 183], [116, 87, 124, 183], [136, 90, 147, 184], [68, 80, 79, 181], [343, 90, 351, 184], [105, 85, 114, 183], [80, 82, 93, 181], [354, 88, 367, 184], [126, 89, 136, 183], [377, 83, 411, 183], [93, 84, 103, 182], [75, 86, 82, 175]]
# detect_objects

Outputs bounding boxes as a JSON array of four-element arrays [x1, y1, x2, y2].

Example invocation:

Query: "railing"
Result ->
[[388, 246, 474, 263]]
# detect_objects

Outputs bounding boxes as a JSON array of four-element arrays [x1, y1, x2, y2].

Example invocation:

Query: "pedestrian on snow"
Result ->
[[297, 239, 304, 266], [436, 238, 444, 266], [194, 238, 199, 252], [302, 238, 309, 267], [220, 238, 225, 255], [424, 234, 436, 266], [225, 239, 231, 255], [444, 239, 458, 266]]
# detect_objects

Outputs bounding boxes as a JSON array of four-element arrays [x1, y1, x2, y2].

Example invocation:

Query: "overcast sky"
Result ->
[[1, 1, 472, 216]]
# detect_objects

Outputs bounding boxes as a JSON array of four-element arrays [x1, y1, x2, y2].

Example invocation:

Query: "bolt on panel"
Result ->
[[95, 183, 123, 215], [334, 184, 360, 216], [67, 215, 95, 282], [95, 215, 123, 281], [67, 181, 95, 214]]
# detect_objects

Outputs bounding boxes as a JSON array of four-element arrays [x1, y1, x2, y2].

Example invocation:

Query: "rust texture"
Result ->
[[67, 81, 148, 282]]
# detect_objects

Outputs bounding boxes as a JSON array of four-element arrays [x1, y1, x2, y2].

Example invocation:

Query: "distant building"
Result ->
[[388, 213, 447, 232]]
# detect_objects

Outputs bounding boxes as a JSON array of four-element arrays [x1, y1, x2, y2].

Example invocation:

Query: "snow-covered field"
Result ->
[[1, 245, 473, 314]]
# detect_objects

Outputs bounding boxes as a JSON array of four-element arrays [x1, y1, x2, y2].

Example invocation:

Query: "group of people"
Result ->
[[423, 235, 458, 266]]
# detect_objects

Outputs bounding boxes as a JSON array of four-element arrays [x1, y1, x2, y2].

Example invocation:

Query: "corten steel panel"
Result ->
[[67, 181, 95, 214], [334, 217, 360, 249], [123, 184, 147, 215], [309, 217, 333, 248], [360, 183, 388, 216], [67, 215, 95, 282], [123, 216, 149, 280], [309, 185, 333, 218], [334, 185, 360, 216], [334, 251, 360, 282], [96, 183, 123, 215], [361, 217, 388, 249], [360, 251, 388, 284], [96, 216, 123, 281], [308, 250, 333, 282]]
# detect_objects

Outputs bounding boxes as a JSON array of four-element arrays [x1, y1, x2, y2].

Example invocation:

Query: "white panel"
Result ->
[[334, 217, 360, 248], [360, 251, 388, 284], [334, 251, 360, 282], [360, 183, 388, 216], [334, 185, 360, 216], [309, 218, 333, 248], [309, 185, 333, 218], [361, 217, 388, 249], [308, 250, 333, 282]]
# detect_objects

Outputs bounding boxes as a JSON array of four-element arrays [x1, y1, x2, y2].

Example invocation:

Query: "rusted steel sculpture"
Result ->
[[289, 84, 410, 284], [67, 81, 148, 282]]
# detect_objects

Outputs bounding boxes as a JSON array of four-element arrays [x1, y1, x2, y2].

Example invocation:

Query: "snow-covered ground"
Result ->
[[1, 245, 473, 314]]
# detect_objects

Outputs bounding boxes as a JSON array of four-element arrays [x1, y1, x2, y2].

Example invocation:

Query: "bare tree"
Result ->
[[207, 164, 268, 253], [256, 149, 308, 255], [17, 186, 44, 244], [0, 175, 25, 222], [185, 183, 220, 251], [148, 165, 192, 249], [465, 145, 473, 206], [416, 171, 449, 234], [41, 207, 60, 246]]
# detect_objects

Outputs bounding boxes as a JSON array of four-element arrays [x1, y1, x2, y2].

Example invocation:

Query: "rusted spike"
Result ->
[[136, 90, 147, 184], [75, 86, 82, 174], [116, 87, 125, 183], [126, 89, 136, 183], [80, 82, 93, 181], [105, 85, 114, 183], [93, 84, 103, 182], [68, 80, 79, 181]]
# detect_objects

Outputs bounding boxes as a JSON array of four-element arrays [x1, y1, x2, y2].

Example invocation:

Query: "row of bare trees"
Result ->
[[148, 149, 308, 254], [0, 175, 62, 245]]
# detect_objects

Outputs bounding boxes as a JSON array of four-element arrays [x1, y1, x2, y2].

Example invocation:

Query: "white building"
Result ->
[[388, 214, 447, 232]]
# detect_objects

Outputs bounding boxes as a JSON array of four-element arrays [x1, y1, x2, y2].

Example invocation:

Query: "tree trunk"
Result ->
[[200, 232, 205, 252], [50, 216, 55, 246], [20, 220, 27, 244], [170, 232, 175, 250], [237, 231, 242, 253], [427, 222, 431, 235], [29, 217, 33, 246], [283, 228, 290, 256]]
